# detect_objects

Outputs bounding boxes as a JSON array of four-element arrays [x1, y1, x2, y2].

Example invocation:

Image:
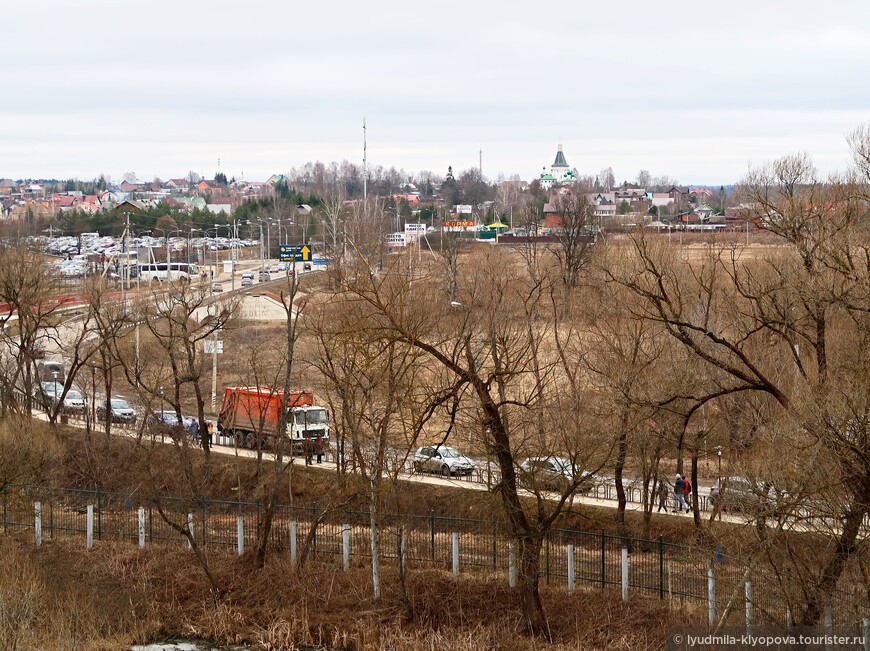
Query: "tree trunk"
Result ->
[[614, 407, 630, 542], [800, 506, 866, 625], [690, 448, 701, 529], [517, 534, 548, 638]]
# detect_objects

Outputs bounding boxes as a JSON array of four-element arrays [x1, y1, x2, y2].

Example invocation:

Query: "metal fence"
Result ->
[[3, 485, 867, 629]]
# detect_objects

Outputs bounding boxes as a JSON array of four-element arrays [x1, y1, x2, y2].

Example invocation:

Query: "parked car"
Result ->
[[240, 276, 253, 288], [412, 445, 475, 477], [96, 397, 137, 424], [211, 282, 224, 293], [519, 457, 594, 492], [35, 381, 86, 413], [30, 342, 47, 359], [148, 410, 200, 439]]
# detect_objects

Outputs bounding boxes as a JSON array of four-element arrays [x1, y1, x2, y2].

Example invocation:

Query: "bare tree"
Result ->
[[547, 191, 597, 290]]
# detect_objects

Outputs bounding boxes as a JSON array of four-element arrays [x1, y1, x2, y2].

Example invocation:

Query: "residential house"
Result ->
[[165, 178, 190, 193], [24, 183, 46, 198], [118, 181, 143, 194], [647, 192, 673, 211], [206, 203, 231, 215], [0, 179, 18, 195], [197, 179, 224, 196]]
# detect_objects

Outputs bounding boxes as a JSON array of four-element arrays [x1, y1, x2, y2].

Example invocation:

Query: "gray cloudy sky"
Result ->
[[3, 0, 869, 185]]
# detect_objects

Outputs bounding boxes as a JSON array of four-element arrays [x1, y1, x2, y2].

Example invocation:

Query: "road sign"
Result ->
[[204, 340, 224, 354], [279, 244, 313, 262]]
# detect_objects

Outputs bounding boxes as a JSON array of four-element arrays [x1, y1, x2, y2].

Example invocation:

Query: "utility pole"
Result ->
[[479, 149, 482, 177], [363, 117, 367, 202]]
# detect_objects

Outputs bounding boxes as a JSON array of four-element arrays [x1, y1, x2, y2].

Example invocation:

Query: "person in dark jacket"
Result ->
[[673, 474, 688, 513], [657, 479, 670, 512]]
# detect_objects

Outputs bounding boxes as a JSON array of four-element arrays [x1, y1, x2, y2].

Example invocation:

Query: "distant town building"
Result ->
[[539, 143, 578, 190]]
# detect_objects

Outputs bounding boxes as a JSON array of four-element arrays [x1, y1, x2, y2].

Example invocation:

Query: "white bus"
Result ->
[[137, 262, 199, 283]]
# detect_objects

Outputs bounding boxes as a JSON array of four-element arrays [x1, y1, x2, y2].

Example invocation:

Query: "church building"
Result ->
[[539, 143, 578, 190]]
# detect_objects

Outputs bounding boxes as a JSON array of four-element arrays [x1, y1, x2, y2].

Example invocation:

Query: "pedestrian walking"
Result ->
[[657, 479, 670, 512], [673, 474, 688, 513]]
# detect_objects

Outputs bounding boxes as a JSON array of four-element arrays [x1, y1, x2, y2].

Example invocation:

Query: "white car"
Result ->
[[519, 457, 595, 491], [413, 445, 475, 477]]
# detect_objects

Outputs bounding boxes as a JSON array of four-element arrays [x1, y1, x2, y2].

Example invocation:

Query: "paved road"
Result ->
[[37, 410, 734, 526]]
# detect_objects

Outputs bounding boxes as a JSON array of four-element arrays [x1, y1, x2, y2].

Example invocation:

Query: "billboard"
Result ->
[[442, 220, 476, 228], [455, 204, 473, 214]]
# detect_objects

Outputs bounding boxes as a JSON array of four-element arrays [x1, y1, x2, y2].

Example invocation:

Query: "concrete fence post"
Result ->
[[138, 507, 146, 549], [567, 543, 575, 593], [400, 525, 406, 572], [236, 514, 244, 556], [824, 605, 833, 651], [621, 547, 628, 602], [452, 532, 459, 577], [290, 520, 298, 566], [508, 542, 516, 588], [862, 618, 869, 651], [86, 504, 94, 549], [745, 580, 753, 635], [708, 562, 717, 628], [342, 523, 350, 571], [34, 501, 42, 547], [786, 607, 792, 631], [186, 512, 194, 549]]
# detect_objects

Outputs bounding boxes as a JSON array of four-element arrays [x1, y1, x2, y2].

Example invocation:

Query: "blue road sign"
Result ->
[[278, 244, 312, 262]]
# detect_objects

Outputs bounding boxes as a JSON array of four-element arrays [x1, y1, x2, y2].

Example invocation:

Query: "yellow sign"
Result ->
[[300, 245, 311, 261]]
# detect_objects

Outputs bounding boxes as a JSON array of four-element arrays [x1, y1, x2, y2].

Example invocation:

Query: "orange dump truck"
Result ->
[[217, 386, 329, 450]]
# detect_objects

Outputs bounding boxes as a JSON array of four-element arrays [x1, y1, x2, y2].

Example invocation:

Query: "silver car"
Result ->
[[413, 445, 475, 477], [519, 457, 595, 492]]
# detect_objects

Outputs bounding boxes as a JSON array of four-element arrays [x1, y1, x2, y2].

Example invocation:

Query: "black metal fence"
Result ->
[[3, 485, 867, 629]]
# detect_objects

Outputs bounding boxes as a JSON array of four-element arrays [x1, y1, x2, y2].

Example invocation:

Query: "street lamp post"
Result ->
[[716, 446, 723, 485]]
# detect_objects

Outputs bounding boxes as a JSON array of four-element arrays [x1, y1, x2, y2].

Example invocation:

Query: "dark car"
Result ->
[[148, 410, 200, 439], [96, 397, 137, 424]]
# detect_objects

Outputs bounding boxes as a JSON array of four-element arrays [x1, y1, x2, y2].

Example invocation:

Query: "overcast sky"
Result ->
[[3, 0, 869, 185]]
